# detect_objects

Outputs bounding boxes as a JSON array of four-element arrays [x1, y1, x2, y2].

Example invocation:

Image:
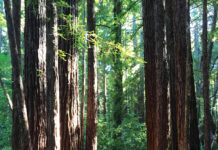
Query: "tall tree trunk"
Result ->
[[186, 1, 200, 149], [153, 0, 168, 149], [85, 0, 98, 149], [24, 0, 47, 149], [172, 0, 189, 149], [165, 0, 178, 149], [202, 0, 211, 149], [46, 0, 60, 149], [12, 0, 21, 59], [143, 0, 156, 149], [113, 0, 123, 127], [58, 0, 81, 149], [4, 0, 32, 149]]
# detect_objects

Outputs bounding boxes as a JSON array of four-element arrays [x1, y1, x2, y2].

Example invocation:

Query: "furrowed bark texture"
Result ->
[[165, 0, 178, 149], [46, 0, 60, 149], [172, 0, 189, 149], [24, 0, 47, 149], [143, 0, 156, 149], [58, 0, 81, 149], [153, 0, 168, 149], [85, 0, 98, 149]]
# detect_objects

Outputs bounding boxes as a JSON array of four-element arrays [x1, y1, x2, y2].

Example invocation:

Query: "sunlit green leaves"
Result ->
[[0, 13, 6, 28]]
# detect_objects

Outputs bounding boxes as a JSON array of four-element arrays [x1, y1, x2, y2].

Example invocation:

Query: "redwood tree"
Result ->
[[143, 0, 156, 149], [85, 0, 98, 149], [153, 0, 168, 149], [4, 0, 32, 149], [24, 0, 47, 149], [58, 0, 81, 149], [46, 0, 60, 149], [143, 0, 168, 149], [172, 0, 189, 149], [165, 0, 178, 149]]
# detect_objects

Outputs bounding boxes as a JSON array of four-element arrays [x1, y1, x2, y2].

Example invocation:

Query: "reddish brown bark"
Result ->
[[24, 0, 47, 149], [58, 0, 81, 149], [172, 0, 189, 149], [165, 0, 178, 149], [153, 0, 168, 149], [46, 0, 60, 149], [85, 0, 98, 149], [143, 0, 156, 149]]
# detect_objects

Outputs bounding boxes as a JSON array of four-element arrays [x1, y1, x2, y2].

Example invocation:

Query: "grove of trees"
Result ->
[[0, 0, 217, 150]]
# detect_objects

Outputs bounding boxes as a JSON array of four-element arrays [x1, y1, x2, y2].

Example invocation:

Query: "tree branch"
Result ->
[[0, 75, 13, 110]]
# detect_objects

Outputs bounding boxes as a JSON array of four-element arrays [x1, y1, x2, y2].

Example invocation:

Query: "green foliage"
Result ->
[[0, 13, 6, 28], [98, 114, 147, 150], [0, 54, 12, 149], [56, 0, 71, 8]]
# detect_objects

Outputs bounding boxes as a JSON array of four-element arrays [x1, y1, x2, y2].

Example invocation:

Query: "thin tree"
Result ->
[[0, 73, 13, 110], [186, 0, 200, 149], [46, 0, 60, 149], [85, 0, 98, 149], [4, 0, 32, 149], [103, 63, 107, 120], [113, 0, 123, 127], [202, 0, 211, 149]]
